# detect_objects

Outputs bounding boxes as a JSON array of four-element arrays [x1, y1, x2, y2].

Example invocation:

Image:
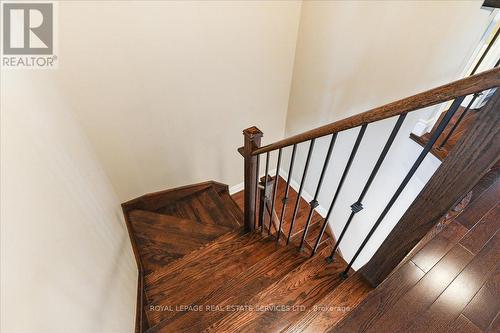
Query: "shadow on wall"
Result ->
[[1, 71, 137, 332]]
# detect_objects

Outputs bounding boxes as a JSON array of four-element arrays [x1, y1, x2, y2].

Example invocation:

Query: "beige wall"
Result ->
[[287, 0, 490, 132], [55, 1, 302, 201], [0, 71, 137, 332], [283, 0, 492, 268], [0, 2, 301, 331]]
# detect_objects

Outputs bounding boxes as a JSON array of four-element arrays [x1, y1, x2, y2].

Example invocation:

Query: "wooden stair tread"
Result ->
[[202, 246, 348, 333], [275, 220, 330, 258], [304, 220, 332, 250], [289, 206, 324, 240], [155, 187, 240, 228], [151, 243, 309, 332], [128, 210, 232, 274], [218, 190, 244, 225], [262, 176, 332, 250], [143, 230, 242, 285], [200, 187, 241, 228], [144, 232, 279, 326], [281, 272, 373, 333], [272, 177, 316, 238]]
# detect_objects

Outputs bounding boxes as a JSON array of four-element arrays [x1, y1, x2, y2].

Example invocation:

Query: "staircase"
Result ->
[[123, 67, 500, 332], [123, 181, 362, 333]]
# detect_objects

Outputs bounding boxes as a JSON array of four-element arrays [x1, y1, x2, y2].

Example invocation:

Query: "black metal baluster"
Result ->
[[326, 114, 407, 264], [287, 139, 315, 245], [260, 152, 270, 232], [277, 144, 297, 243], [311, 124, 368, 256], [438, 93, 481, 148], [438, 31, 499, 149], [254, 154, 260, 230], [469, 27, 499, 76], [437, 55, 499, 150], [268, 148, 282, 236], [341, 96, 465, 277], [299, 134, 337, 250]]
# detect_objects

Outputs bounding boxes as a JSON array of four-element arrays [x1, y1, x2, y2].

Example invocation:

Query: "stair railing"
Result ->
[[240, 67, 500, 286]]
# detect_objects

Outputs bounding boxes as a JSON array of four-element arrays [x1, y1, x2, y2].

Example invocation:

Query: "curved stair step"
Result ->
[[202, 245, 349, 333], [155, 187, 241, 228], [150, 243, 309, 332], [304, 220, 333, 253], [281, 272, 373, 333], [128, 210, 232, 274], [144, 232, 277, 326], [218, 190, 244, 225]]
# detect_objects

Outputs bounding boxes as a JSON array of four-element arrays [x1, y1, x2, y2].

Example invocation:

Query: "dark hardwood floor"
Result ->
[[332, 163, 500, 333]]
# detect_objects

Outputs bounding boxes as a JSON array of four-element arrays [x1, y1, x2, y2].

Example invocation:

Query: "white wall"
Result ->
[[282, 0, 492, 268], [54, 0, 302, 201], [0, 71, 137, 332]]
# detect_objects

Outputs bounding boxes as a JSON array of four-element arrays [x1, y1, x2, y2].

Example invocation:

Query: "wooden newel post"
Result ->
[[243, 127, 263, 233], [242, 126, 263, 232]]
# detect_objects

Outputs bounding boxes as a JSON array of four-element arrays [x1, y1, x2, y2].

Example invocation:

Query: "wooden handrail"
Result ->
[[361, 88, 500, 286], [252, 67, 500, 155]]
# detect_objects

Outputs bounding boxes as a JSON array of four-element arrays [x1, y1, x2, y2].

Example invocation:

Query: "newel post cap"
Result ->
[[243, 126, 263, 140]]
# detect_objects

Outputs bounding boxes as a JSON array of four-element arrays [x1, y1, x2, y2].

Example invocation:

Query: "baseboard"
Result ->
[[120, 206, 147, 333], [411, 116, 436, 136], [277, 168, 328, 218], [229, 168, 277, 195], [229, 169, 339, 255], [229, 182, 244, 195]]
